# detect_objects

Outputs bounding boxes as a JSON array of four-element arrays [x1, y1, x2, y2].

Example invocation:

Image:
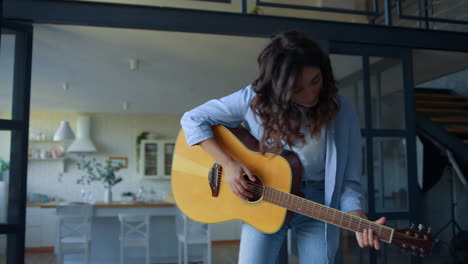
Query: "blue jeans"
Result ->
[[238, 181, 329, 264]]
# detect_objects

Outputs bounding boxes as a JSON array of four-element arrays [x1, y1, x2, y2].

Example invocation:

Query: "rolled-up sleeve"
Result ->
[[340, 99, 364, 213], [180, 85, 254, 146]]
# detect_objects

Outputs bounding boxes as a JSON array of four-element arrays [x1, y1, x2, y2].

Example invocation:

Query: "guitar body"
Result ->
[[172, 125, 303, 234]]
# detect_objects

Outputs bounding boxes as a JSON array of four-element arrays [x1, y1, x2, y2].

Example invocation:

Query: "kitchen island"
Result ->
[[38, 201, 182, 264]]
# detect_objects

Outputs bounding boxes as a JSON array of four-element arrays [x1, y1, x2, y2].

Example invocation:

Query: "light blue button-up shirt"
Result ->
[[181, 85, 364, 262]]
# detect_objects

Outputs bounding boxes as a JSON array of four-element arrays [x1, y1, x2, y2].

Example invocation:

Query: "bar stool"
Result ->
[[118, 214, 151, 264], [176, 209, 212, 264], [55, 203, 93, 264]]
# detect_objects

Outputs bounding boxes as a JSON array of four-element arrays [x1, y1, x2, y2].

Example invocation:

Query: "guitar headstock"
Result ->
[[393, 224, 434, 257]]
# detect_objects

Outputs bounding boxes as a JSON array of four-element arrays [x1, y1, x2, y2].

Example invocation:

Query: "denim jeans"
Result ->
[[238, 181, 330, 264]]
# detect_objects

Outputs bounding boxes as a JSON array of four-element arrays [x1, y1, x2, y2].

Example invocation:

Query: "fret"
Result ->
[[297, 196, 302, 212], [347, 214, 351, 229], [306, 201, 312, 216], [340, 212, 344, 227], [332, 210, 336, 225], [357, 218, 362, 232], [318, 205, 322, 220], [378, 225, 382, 238]]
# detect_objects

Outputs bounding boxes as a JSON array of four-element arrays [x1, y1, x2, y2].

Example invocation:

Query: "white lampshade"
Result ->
[[53, 121, 75, 141]]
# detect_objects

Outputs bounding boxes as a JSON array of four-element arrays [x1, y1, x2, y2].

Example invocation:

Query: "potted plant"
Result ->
[[121, 191, 135, 202], [136, 131, 149, 173], [76, 154, 123, 203]]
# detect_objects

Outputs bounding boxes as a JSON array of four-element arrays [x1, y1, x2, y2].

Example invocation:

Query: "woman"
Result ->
[[180, 30, 385, 264]]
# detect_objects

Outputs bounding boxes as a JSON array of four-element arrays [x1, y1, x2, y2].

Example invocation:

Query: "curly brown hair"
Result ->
[[251, 30, 339, 154]]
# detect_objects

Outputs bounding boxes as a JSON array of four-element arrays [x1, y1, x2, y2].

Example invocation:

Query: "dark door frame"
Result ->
[[0, 21, 33, 264]]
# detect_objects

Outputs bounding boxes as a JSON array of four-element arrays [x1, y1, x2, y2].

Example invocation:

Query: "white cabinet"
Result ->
[[26, 207, 56, 248], [41, 208, 57, 247], [140, 140, 175, 180], [25, 207, 42, 248]]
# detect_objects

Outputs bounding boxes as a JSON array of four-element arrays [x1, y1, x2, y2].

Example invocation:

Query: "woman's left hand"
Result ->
[[349, 210, 386, 250]]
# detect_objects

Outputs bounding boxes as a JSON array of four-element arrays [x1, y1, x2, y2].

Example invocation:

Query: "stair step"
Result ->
[[415, 88, 453, 94], [417, 108, 468, 114], [446, 127, 468, 134], [415, 93, 465, 100], [431, 118, 468, 124], [416, 100, 468, 107]]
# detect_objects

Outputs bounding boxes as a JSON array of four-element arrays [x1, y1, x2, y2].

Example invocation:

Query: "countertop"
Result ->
[[27, 200, 176, 208]]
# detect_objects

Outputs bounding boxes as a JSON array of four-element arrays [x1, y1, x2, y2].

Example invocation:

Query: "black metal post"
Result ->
[[6, 25, 32, 264], [385, 0, 393, 26], [241, 0, 246, 14]]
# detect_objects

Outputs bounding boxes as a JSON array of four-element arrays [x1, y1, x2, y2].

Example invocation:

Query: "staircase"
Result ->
[[415, 88, 468, 169]]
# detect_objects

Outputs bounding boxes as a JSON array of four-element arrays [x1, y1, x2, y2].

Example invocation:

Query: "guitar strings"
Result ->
[[223, 181, 430, 245], [215, 177, 392, 236], [213, 176, 429, 245]]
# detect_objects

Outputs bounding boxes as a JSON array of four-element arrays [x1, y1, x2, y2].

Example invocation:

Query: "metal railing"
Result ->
[[69, 0, 468, 32]]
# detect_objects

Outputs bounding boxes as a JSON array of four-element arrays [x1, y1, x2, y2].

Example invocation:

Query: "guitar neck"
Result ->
[[263, 186, 394, 243]]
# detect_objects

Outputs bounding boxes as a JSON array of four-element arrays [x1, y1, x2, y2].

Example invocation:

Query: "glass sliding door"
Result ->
[[0, 21, 33, 264], [330, 43, 418, 264]]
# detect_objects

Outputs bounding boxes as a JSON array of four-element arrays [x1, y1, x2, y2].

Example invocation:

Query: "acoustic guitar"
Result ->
[[172, 125, 434, 256]]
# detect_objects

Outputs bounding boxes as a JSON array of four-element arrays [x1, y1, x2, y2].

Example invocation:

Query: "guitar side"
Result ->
[[172, 125, 295, 234]]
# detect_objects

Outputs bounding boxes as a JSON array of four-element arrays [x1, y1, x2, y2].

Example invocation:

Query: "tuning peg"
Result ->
[[402, 244, 407, 249], [418, 224, 424, 231], [410, 223, 415, 229], [427, 227, 432, 233]]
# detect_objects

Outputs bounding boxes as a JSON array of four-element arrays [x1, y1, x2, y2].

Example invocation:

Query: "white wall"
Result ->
[[27, 111, 182, 202]]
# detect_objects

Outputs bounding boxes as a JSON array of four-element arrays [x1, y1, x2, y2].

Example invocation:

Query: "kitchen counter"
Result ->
[[32, 199, 182, 263], [27, 200, 175, 208]]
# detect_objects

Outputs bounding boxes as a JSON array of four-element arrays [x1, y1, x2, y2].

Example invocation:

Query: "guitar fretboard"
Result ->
[[263, 186, 394, 243]]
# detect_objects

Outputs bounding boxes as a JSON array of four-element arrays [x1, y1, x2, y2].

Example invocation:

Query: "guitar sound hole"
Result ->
[[243, 174, 263, 202]]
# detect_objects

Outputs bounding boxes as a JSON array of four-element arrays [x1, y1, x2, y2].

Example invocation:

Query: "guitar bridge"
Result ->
[[208, 162, 222, 197]]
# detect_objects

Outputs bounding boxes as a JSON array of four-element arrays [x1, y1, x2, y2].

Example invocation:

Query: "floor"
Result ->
[[0, 243, 456, 264], [1, 244, 297, 264]]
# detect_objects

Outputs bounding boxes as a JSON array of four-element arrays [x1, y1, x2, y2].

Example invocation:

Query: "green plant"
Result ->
[[136, 131, 149, 172], [76, 154, 123, 189], [121, 191, 134, 197], [0, 159, 8, 173], [250, 6, 263, 15], [0, 159, 9, 181]]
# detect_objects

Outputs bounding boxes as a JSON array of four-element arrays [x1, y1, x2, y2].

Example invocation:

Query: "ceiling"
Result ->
[[1, 24, 467, 114], [0, 24, 362, 114]]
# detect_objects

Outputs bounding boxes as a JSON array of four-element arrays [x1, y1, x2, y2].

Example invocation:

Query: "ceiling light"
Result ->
[[53, 121, 75, 141], [129, 59, 139, 71]]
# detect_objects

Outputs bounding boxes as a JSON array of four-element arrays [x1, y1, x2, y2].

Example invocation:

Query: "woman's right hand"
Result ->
[[199, 138, 256, 201], [224, 159, 256, 201]]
